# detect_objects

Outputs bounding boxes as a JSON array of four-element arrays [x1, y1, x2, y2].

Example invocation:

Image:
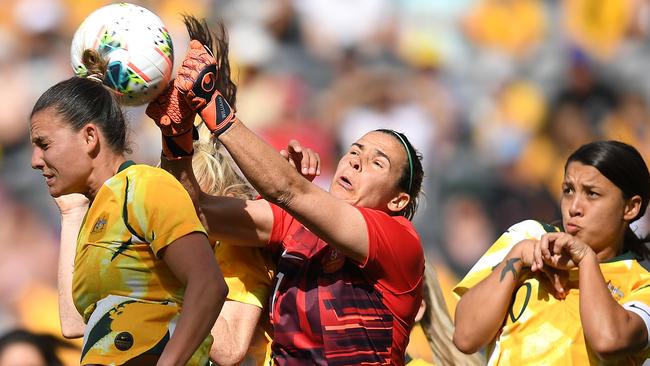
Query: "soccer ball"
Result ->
[[70, 3, 174, 106]]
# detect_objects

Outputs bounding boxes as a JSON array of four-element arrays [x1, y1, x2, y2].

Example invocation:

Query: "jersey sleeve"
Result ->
[[267, 202, 293, 251], [453, 220, 559, 298], [357, 208, 424, 295], [126, 168, 208, 257], [215, 243, 275, 308], [623, 282, 650, 351]]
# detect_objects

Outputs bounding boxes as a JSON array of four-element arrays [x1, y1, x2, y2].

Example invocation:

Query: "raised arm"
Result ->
[[159, 155, 273, 247], [53, 193, 88, 339], [174, 41, 371, 263]]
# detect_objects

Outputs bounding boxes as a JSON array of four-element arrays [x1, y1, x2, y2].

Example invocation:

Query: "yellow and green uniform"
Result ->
[[215, 242, 275, 365], [454, 220, 650, 365], [73, 161, 211, 365]]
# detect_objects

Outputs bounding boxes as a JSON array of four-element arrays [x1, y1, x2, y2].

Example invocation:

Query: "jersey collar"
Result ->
[[117, 160, 136, 173]]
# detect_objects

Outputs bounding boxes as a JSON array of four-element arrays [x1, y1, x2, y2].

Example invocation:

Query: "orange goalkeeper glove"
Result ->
[[176, 40, 237, 137], [146, 80, 197, 159]]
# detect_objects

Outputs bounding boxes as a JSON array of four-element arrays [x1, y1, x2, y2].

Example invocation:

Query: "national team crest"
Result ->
[[92, 215, 108, 234], [322, 247, 345, 273], [607, 281, 624, 301]]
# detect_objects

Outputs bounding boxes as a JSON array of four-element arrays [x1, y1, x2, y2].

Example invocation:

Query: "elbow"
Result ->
[[589, 335, 628, 361], [213, 277, 229, 310], [452, 329, 483, 354], [206, 276, 229, 311], [210, 345, 247, 366], [453, 309, 487, 354]]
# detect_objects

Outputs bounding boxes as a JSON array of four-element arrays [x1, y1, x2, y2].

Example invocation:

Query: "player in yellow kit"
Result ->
[[190, 127, 276, 365], [32, 51, 227, 365], [454, 140, 650, 365]]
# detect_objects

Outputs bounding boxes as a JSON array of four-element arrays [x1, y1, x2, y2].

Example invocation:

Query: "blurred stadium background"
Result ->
[[1, 0, 650, 363]]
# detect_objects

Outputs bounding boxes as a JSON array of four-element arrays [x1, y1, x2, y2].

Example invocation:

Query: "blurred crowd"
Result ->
[[2, 0, 650, 364]]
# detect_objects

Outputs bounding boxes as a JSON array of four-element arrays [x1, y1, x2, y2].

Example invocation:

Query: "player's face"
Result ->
[[330, 131, 409, 212], [561, 162, 630, 254], [30, 108, 92, 197]]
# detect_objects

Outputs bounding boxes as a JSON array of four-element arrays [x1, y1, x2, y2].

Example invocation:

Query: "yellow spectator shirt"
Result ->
[[73, 161, 211, 365], [454, 220, 650, 365]]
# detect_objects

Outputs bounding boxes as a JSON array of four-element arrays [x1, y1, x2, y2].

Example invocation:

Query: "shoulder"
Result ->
[[505, 220, 560, 239], [114, 164, 185, 192], [356, 207, 419, 240]]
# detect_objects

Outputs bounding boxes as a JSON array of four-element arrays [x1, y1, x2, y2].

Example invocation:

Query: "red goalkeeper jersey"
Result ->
[[267, 203, 424, 365]]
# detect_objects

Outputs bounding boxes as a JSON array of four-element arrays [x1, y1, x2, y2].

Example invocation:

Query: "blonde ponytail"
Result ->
[[421, 263, 484, 366], [192, 124, 255, 199]]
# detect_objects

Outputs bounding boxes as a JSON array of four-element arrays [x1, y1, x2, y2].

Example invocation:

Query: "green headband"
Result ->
[[388, 131, 413, 192]]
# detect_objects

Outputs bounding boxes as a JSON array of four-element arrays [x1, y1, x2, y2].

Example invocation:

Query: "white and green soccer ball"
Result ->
[[70, 3, 174, 106]]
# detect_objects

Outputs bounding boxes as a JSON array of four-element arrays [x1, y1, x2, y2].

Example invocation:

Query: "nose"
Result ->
[[31, 147, 44, 171], [349, 155, 361, 171], [568, 195, 583, 217]]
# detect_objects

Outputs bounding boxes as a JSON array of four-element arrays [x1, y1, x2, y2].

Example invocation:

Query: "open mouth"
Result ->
[[338, 176, 353, 190]]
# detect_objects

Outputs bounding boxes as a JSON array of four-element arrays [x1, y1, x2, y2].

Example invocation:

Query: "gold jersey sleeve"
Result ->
[[454, 220, 650, 365]]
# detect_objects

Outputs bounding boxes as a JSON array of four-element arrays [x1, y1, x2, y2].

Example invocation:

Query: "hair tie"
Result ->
[[389, 131, 413, 192], [86, 73, 104, 84]]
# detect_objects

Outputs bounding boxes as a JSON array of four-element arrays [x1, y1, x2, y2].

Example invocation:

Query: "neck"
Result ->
[[594, 231, 626, 262], [86, 152, 126, 200]]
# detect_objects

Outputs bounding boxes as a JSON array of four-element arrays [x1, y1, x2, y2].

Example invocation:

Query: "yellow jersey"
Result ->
[[73, 161, 211, 365], [215, 242, 275, 365], [454, 220, 650, 365]]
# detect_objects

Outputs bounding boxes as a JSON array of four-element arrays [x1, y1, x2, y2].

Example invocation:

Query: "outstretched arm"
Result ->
[[217, 123, 370, 263], [160, 155, 273, 247], [53, 193, 88, 339], [174, 41, 371, 263]]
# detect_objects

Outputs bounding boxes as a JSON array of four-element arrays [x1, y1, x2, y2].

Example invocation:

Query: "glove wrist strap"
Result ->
[[200, 92, 238, 136], [161, 129, 194, 160]]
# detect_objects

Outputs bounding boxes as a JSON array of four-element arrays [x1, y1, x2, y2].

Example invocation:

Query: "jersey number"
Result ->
[[508, 283, 532, 323]]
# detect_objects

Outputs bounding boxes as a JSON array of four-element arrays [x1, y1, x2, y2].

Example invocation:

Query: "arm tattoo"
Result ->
[[500, 258, 521, 282]]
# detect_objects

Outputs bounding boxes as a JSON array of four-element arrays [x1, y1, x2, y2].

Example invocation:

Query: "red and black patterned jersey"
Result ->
[[267, 204, 424, 365]]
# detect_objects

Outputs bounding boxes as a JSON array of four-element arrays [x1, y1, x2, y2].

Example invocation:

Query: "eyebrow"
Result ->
[[31, 136, 48, 145], [562, 180, 600, 190], [351, 142, 392, 164]]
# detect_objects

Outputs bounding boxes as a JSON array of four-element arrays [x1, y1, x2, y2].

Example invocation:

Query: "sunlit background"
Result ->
[[1, 0, 650, 364]]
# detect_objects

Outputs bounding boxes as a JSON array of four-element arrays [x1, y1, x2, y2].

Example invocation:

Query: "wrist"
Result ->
[[60, 209, 86, 218], [508, 243, 526, 263], [161, 131, 194, 160], [199, 92, 237, 136], [577, 249, 598, 269]]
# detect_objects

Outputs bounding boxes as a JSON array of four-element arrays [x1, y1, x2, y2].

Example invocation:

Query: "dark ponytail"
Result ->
[[31, 49, 131, 154]]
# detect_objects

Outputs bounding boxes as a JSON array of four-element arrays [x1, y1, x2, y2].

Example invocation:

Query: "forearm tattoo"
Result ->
[[499, 258, 522, 282]]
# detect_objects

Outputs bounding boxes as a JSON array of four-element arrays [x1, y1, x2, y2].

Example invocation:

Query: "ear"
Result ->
[[623, 195, 642, 222], [414, 299, 426, 323], [81, 124, 100, 154], [387, 192, 410, 214]]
